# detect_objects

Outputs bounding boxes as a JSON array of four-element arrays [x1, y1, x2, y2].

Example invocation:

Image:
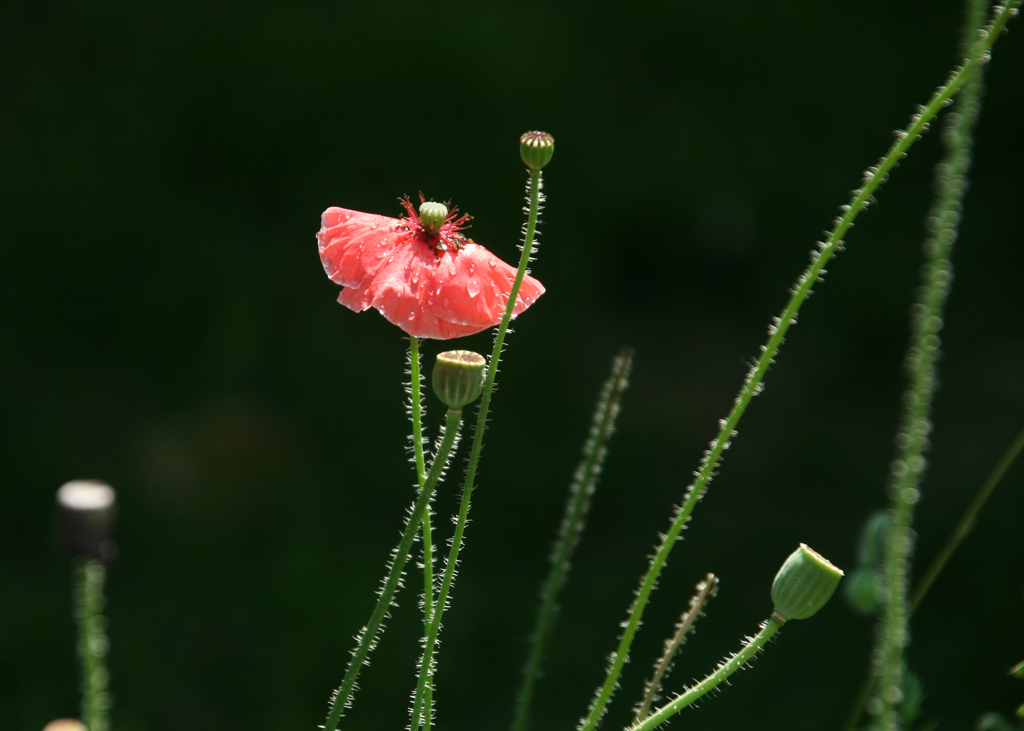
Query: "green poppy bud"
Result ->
[[419, 201, 449, 234], [520, 131, 555, 170], [56, 480, 117, 562], [771, 544, 843, 621], [432, 350, 486, 409]]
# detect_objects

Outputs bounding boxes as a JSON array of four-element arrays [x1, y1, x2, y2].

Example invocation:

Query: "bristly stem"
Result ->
[[511, 347, 634, 731], [408, 336, 436, 726], [410, 167, 545, 731], [577, 7, 1019, 731], [75, 558, 111, 731], [634, 574, 719, 722], [872, 2, 1006, 729], [623, 615, 785, 731], [322, 406, 463, 731]]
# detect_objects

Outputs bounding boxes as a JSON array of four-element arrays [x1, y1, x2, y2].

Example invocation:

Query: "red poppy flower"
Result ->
[[317, 196, 545, 340]]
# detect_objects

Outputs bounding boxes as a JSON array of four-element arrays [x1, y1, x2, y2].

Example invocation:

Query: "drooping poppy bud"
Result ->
[[520, 131, 555, 170], [56, 480, 117, 562], [432, 350, 486, 409], [771, 544, 843, 621]]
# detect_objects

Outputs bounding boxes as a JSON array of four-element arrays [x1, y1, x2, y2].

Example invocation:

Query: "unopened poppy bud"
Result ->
[[432, 350, 486, 409], [56, 480, 116, 562], [520, 131, 555, 170], [418, 201, 449, 234], [771, 544, 843, 621]]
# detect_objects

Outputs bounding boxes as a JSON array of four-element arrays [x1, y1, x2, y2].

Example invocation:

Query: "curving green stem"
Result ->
[[622, 616, 785, 731], [410, 167, 545, 731], [322, 406, 463, 731], [577, 6, 1020, 731]]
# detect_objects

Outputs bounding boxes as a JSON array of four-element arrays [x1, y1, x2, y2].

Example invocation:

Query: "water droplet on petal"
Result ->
[[443, 297, 450, 307], [370, 221, 379, 230], [488, 260, 497, 268], [387, 255, 394, 263]]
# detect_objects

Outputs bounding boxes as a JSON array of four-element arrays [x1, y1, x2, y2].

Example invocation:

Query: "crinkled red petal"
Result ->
[[317, 207, 405, 295]]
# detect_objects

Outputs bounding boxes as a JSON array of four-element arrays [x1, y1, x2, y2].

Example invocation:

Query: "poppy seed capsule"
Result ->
[[418, 201, 449, 234], [520, 131, 555, 170], [432, 350, 486, 409], [771, 544, 843, 621]]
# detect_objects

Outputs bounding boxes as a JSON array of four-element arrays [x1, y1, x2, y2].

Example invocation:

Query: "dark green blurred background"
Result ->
[[3, 2, 1022, 730]]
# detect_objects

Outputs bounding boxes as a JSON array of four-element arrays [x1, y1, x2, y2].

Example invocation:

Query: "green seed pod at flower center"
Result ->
[[432, 350, 486, 409], [419, 201, 449, 234], [520, 130, 555, 170], [771, 544, 843, 621]]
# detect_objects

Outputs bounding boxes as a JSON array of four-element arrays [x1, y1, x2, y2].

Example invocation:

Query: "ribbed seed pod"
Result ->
[[418, 201, 449, 234], [432, 350, 486, 409], [771, 544, 843, 621], [520, 131, 555, 170]]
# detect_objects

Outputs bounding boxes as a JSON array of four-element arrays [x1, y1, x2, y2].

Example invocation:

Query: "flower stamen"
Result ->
[[400, 194, 472, 256]]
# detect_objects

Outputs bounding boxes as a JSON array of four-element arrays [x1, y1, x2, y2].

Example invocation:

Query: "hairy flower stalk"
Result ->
[[407, 337, 438, 724], [322, 407, 464, 731]]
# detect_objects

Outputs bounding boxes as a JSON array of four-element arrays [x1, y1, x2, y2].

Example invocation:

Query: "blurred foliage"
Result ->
[[2, 2, 1022, 730]]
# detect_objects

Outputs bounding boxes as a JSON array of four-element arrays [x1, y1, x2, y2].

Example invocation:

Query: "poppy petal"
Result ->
[[429, 244, 545, 327], [317, 207, 405, 290]]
